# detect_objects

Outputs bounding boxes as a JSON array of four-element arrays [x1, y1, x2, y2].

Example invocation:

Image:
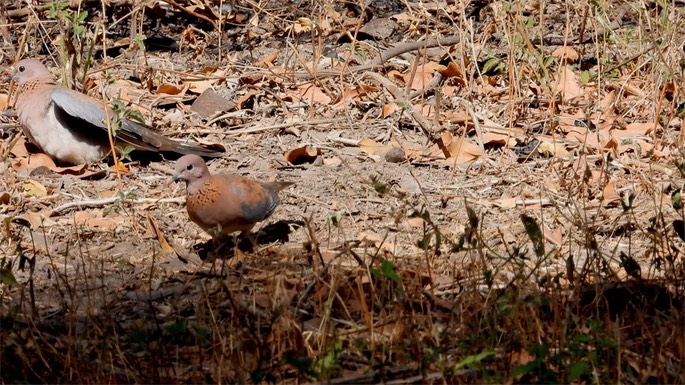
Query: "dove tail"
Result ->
[[169, 141, 225, 158]]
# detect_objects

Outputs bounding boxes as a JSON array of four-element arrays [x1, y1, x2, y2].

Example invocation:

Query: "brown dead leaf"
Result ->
[[14, 212, 54, 229], [404, 62, 442, 91], [157, 83, 183, 95], [439, 61, 464, 83], [21, 180, 49, 197], [110, 161, 129, 174], [297, 84, 332, 105], [537, 140, 570, 157], [191, 88, 235, 118], [382, 103, 400, 118], [73, 210, 126, 230], [602, 179, 621, 206], [492, 197, 517, 209], [553, 66, 584, 101], [332, 85, 379, 109], [399, 217, 425, 229], [235, 88, 260, 110], [255, 50, 279, 68], [482, 132, 516, 147], [551, 46, 579, 62], [323, 156, 343, 166], [358, 138, 392, 156], [357, 232, 396, 254], [543, 224, 562, 246], [622, 122, 658, 136], [284, 145, 321, 164], [0, 93, 8, 110], [146, 214, 175, 253], [10, 140, 88, 175], [433, 131, 483, 165]]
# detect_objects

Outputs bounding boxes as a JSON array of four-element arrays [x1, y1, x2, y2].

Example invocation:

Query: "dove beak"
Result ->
[[171, 172, 186, 186]]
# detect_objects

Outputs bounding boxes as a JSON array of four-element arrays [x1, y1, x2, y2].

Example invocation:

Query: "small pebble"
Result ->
[[384, 147, 406, 163]]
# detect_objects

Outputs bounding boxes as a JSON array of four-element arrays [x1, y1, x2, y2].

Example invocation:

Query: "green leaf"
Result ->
[[454, 351, 495, 370], [380, 259, 400, 282], [512, 360, 538, 378], [567, 361, 590, 381], [482, 58, 501, 75], [672, 189, 682, 210], [0, 268, 18, 286], [520, 214, 545, 257]]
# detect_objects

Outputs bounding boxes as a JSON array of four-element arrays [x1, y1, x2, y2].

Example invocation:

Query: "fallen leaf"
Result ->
[[602, 179, 621, 206], [10, 138, 88, 175], [323, 156, 343, 166], [404, 62, 442, 91], [255, 50, 278, 67], [332, 85, 379, 109], [553, 66, 584, 101], [146, 214, 175, 253], [14, 212, 54, 229], [358, 138, 392, 156], [297, 84, 332, 105], [382, 103, 400, 118], [551, 46, 579, 62], [191, 88, 235, 118], [433, 131, 483, 165], [73, 210, 126, 230], [284, 145, 321, 164], [157, 83, 183, 95], [0, 93, 8, 110], [493, 197, 517, 209], [22, 180, 49, 197]]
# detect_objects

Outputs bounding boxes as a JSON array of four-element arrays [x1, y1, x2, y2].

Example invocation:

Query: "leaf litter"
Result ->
[[0, 0, 683, 383]]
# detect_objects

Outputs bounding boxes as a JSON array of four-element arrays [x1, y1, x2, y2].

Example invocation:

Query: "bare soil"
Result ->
[[0, 0, 683, 383]]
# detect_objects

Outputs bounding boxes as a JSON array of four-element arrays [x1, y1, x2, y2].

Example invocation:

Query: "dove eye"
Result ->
[[18, 66, 25, 72], [186, 164, 193, 170]]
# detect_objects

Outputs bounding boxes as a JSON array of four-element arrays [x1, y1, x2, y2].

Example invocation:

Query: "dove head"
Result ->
[[11, 59, 53, 84], [173, 154, 211, 186]]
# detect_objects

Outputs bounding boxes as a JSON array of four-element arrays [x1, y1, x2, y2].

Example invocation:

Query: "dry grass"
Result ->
[[1, 0, 684, 383]]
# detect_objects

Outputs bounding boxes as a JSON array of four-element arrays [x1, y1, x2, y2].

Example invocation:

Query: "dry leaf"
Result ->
[[537, 140, 570, 157], [14, 212, 53, 229], [357, 232, 396, 253], [358, 138, 392, 156], [323, 156, 343, 166], [255, 50, 278, 67], [439, 61, 464, 81], [553, 66, 583, 101], [157, 83, 183, 95], [492, 197, 517, 209], [602, 179, 621, 206], [332, 85, 379, 109], [297, 84, 332, 104], [0, 192, 10, 205], [146, 214, 175, 253], [73, 210, 125, 230], [432, 131, 483, 165], [22, 180, 49, 197], [10, 140, 88, 175], [284, 145, 321, 164], [382, 103, 400, 118], [404, 62, 442, 91], [551, 46, 579, 62]]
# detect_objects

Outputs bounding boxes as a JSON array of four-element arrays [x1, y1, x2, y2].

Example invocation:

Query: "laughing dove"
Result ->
[[172, 154, 294, 235], [11, 58, 224, 165]]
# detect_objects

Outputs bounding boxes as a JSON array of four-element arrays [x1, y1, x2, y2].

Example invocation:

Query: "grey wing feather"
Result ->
[[51, 88, 162, 151]]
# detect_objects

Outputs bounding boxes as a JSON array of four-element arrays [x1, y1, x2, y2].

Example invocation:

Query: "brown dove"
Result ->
[[11, 58, 224, 165], [172, 154, 294, 235]]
